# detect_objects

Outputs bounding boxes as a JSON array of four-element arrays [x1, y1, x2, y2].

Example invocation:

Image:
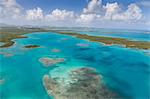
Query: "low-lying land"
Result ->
[[53, 31, 150, 50], [24, 45, 40, 48], [0, 27, 149, 49], [0, 27, 49, 48]]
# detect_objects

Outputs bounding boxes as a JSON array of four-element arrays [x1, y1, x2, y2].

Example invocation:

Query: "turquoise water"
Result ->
[[75, 29, 150, 41], [0, 32, 150, 99]]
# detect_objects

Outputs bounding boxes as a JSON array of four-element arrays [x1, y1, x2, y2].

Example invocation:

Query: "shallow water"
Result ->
[[77, 29, 150, 41], [0, 32, 149, 99]]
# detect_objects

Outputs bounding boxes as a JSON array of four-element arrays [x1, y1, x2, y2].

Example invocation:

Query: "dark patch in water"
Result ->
[[74, 53, 96, 62], [77, 47, 91, 51], [103, 74, 133, 99]]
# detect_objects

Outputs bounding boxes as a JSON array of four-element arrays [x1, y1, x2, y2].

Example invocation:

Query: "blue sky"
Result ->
[[16, 0, 150, 19], [16, 0, 86, 13], [16, 0, 147, 13], [0, 0, 150, 30]]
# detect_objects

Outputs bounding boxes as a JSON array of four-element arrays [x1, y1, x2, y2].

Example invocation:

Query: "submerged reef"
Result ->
[[39, 57, 65, 67], [0, 51, 14, 57], [54, 31, 150, 50], [51, 48, 61, 53], [59, 38, 69, 41], [76, 43, 90, 48], [0, 78, 5, 85], [43, 67, 120, 99]]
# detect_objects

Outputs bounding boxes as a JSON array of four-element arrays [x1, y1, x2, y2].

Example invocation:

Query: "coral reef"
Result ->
[[0, 51, 14, 57], [43, 67, 120, 99], [51, 48, 61, 53], [76, 43, 89, 48], [0, 78, 5, 85], [39, 57, 65, 67]]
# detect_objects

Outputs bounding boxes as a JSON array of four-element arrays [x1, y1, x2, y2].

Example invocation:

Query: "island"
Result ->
[[24, 45, 40, 48], [0, 27, 150, 50], [0, 27, 49, 48], [52, 31, 150, 50]]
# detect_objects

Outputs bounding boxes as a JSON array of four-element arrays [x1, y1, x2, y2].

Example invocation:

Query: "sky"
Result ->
[[0, 0, 150, 30]]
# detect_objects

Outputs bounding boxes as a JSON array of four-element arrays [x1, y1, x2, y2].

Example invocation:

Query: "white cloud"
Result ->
[[104, 2, 120, 20], [26, 7, 44, 20], [81, 0, 142, 23], [83, 0, 102, 14], [77, 14, 100, 23], [0, 0, 149, 30], [25, 8, 75, 21], [0, 0, 143, 23], [125, 4, 142, 21], [45, 9, 75, 21], [112, 4, 142, 21], [0, 0, 22, 19]]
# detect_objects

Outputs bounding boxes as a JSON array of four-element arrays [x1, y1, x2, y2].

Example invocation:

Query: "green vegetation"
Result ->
[[53, 31, 150, 50], [24, 45, 40, 48], [0, 27, 48, 48], [0, 27, 149, 50]]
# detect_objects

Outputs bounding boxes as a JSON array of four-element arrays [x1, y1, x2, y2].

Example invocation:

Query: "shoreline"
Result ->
[[0, 27, 49, 48], [0, 27, 150, 50], [51, 31, 150, 50]]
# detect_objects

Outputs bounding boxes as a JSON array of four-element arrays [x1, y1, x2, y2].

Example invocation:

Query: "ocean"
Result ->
[[0, 30, 149, 99]]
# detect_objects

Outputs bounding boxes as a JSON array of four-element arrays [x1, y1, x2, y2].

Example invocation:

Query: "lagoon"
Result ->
[[0, 31, 149, 99]]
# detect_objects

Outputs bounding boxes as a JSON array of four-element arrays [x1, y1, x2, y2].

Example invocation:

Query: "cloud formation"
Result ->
[[77, 0, 142, 23], [104, 3, 142, 22], [83, 0, 102, 14], [45, 9, 75, 21], [104, 2, 120, 20], [0, 0, 22, 19], [0, 0, 149, 30], [77, 14, 100, 23], [26, 7, 44, 20]]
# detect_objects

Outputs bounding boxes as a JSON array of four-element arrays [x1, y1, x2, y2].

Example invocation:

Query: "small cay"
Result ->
[[24, 45, 40, 48]]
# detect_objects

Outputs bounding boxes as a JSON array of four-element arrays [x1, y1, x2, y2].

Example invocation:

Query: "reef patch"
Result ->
[[51, 48, 61, 53], [39, 57, 65, 67], [43, 67, 120, 99]]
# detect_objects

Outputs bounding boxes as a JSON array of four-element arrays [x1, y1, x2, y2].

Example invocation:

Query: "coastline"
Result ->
[[0, 28, 149, 98], [0, 27, 150, 50], [51, 31, 150, 50], [0, 27, 49, 48]]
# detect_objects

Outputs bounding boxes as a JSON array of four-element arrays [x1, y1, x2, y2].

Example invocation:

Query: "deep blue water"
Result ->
[[0, 32, 149, 99]]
